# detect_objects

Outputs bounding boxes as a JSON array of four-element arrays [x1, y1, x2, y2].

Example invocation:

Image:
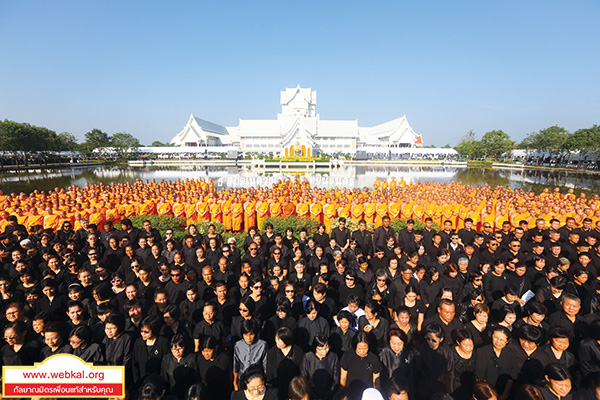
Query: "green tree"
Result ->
[[481, 130, 514, 159], [111, 132, 140, 159], [55, 132, 79, 151], [151, 140, 173, 147], [532, 125, 570, 154], [564, 125, 600, 155], [454, 130, 483, 159], [82, 129, 111, 157], [0, 120, 58, 165]]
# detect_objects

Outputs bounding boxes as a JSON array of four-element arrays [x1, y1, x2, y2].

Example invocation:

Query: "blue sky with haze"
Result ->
[[0, 1, 598, 146]]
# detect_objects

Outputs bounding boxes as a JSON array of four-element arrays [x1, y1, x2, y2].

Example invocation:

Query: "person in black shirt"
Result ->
[[352, 219, 373, 259], [300, 333, 340, 399], [196, 335, 232, 400], [474, 325, 518, 398], [331, 217, 351, 252], [266, 326, 304, 399], [340, 331, 382, 392]]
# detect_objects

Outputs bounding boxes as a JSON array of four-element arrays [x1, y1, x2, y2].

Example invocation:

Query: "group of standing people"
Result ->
[[2, 182, 600, 400]]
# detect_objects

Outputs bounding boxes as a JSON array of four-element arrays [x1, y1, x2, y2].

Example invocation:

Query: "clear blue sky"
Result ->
[[0, 1, 598, 146]]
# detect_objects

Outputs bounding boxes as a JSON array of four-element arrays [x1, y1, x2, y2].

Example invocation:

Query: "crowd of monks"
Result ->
[[1, 177, 599, 234]]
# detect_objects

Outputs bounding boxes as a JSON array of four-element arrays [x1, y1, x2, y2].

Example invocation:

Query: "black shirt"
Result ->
[[340, 350, 382, 391]]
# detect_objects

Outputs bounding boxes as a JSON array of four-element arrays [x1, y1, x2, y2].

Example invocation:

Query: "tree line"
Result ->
[[0, 120, 149, 164], [455, 124, 600, 160]]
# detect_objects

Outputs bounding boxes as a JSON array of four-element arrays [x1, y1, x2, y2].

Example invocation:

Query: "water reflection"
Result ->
[[0, 165, 598, 195]]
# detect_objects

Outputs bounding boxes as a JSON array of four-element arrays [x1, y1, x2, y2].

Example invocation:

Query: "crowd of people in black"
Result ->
[[2, 213, 600, 400]]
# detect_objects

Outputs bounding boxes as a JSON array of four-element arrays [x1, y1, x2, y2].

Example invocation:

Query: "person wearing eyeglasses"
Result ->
[[132, 316, 169, 385], [242, 245, 265, 278], [231, 364, 276, 400], [161, 333, 198, 398], [413, 322, 452, 399], [2, 320, 40, 366], [300, 333, 339, 399], [474, 325, 518, 399]]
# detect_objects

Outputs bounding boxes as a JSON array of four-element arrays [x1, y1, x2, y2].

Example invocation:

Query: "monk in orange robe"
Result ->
[[323, 199, 337, 230], [26, 208, 44, 230], [196, 198, 209, 222], [269, 200, 282, 219], [309, 201, 323, 223], [296, 197, 309, 219], [231, 198, 244, 232], [364, 200, 376, 224], [172, 197, 185, 219], [255, 196, 269, 230], [244, 197, 257, 231], [88, 206, 105, 229], [210, 201, 222, 224], [283, 197, 296, 217], [221, 197, 233, 231], [350, 199, 364, 221]]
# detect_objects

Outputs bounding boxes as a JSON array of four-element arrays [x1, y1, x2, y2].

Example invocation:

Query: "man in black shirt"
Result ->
[[352, 219, 373, 259], [398, 219, 415, 251], [457, 218, 476, 245], [423, 299, 462, 339], [330, 217, 351, 252], [373, 216, 395, 254]]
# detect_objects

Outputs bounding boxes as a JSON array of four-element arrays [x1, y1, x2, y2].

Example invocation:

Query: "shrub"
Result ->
[[390, 218, 440, 232], [328, 218, 375, 233], [196, 221, 225, 235], [262, 216, 319, 238], [130, 216, 186, 241]]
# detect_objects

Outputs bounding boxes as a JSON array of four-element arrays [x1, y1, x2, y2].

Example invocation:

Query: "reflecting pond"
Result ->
[[0, 165, 599, 196]]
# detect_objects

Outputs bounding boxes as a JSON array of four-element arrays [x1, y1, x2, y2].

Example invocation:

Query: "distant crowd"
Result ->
[[2, 178, 600, 234]]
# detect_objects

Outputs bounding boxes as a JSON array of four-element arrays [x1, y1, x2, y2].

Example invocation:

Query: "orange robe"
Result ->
[[89, 212, 105, 229], [124, 203, 138, 218], [105, 208, 120, 224], [196, 200, 209, 222], [43, 214, 60, 230], [26, 214, 44, 230], [376, 203, 388, 226], [413, 203, 425, 223], [364, 202, 376, 224], [157, 202, 172, 216], [140, 200, 156, 216], [244, 201, 257, 231], [338, 204, 351, 219], [402, 202, 414, 220], [210, 202, 223, 224], [231, 202, 243, 232], [269, 201, 282, 219], [185, 203, 197, 225], [323, 203, 337, 230], [172, 202, 185, 219], [222, 200, 233, 231], [388, 202, 400, 221], [351, 204, 364, 221], [255, 201, 269, 230], [282, 201, 295, 217], [296, 202, 309, 219], [309, 202, 323, 223]]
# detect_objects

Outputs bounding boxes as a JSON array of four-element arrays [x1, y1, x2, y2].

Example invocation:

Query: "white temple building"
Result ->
[[170, 86, 423, 157]]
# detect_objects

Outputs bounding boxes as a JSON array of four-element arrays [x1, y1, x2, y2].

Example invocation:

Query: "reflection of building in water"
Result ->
[[170, 86, 423, 157]]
